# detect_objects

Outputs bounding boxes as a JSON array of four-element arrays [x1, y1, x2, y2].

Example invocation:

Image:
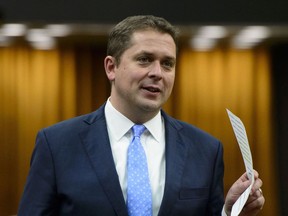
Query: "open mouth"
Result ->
[[144, 87, 160, 93], [142, 86, 161, 93]]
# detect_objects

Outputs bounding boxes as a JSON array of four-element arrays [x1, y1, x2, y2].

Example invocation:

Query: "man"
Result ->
[[18, 15, 264, 215]]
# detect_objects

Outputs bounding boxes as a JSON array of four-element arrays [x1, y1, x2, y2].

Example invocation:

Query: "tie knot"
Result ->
[[132, 124, 146, 138]]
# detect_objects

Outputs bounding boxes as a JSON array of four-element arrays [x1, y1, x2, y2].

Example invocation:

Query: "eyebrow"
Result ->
[[136, 51, 176, 61]]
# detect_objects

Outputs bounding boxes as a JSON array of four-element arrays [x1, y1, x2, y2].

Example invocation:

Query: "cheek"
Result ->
[[122, 68, 146, 83], [117, 65, 134, 78], [115, 68, 141, 89], [164, 73, 175, 89], [115, 67, 130, 82]]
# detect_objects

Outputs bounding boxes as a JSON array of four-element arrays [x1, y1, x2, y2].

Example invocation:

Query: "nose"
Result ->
[[148, 61, 162, 80]]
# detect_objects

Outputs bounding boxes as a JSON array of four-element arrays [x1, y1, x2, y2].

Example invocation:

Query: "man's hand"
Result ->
[[224, 170, 265, 216]]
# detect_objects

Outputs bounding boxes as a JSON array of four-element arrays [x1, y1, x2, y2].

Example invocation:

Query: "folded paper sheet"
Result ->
[[226, 109, 254, 216]]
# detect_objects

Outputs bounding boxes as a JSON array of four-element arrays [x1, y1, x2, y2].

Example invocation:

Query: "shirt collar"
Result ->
[[104, 98, 163, 142], [105, 99, 134, 141], [143, 112, 162, 143]]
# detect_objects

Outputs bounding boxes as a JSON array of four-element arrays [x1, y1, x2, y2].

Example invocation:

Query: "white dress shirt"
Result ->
[[104, 100, 166, 216]]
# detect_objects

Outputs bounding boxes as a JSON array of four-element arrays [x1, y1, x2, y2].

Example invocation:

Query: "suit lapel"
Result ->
[[158, 113, 189, 216], [79, 107, 128, 216], [78, 107, 189, 216]]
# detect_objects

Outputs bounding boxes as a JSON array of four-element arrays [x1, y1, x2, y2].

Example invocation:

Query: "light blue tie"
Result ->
[[127, 124, 152, 216]]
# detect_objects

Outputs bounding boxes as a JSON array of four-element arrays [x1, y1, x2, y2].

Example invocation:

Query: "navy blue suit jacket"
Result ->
[[18, 104, 224, 215]]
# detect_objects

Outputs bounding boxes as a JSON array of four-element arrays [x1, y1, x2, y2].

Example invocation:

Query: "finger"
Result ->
[[252, 188, 263, 197], [239, 172, 250, 182], [241, 195, 265, 215], [246, 189, 263, 205], [250, 178, 263, 194], [240, 170, 259, 182], [253, 170, 259, 178]]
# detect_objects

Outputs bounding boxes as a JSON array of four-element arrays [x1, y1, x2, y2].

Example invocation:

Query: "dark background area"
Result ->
[[270, 44, 288, 216], [0, 0, 288, 25], [0, 0, 287, 214]]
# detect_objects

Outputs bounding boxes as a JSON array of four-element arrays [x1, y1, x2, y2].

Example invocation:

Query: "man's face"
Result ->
[[106, 29, 176, 121]]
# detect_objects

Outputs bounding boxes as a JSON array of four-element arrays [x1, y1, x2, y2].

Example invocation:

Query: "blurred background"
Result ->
[[0, 0, 288, 215]]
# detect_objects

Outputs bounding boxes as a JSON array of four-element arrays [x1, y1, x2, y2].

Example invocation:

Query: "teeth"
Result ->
[[147, 87, 158, 92]]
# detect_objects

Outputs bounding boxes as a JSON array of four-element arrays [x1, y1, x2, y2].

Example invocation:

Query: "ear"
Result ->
[[104, 56, 117, 81]]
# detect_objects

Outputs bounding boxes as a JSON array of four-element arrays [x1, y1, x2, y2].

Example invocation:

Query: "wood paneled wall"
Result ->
[[0, 44, 279, 215], [168, 47, 278, 215]]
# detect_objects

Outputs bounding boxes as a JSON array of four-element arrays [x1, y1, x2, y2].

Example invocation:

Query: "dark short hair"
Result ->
[[107, 15, 179, 65]]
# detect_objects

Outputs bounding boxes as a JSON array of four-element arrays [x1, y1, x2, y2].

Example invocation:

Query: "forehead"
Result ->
[[128, 30, 177, 57]]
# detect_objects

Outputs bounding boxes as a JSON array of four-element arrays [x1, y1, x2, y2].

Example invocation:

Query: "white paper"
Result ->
[[226, 109, 254, 216]]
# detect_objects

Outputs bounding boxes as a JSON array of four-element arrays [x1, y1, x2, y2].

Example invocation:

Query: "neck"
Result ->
[[109, 98, 160, 124]]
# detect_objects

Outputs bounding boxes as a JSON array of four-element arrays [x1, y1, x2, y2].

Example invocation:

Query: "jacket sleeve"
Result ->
[[208, 140, 225, 216], [18, 129, 59, 215]]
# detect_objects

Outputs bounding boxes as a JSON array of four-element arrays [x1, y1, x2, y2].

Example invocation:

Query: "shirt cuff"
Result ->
[[222, 206, 228, 216]]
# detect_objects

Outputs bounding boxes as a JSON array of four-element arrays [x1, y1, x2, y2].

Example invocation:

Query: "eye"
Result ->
[[137, 56, 152, 64], [162, 60, 175, 70]]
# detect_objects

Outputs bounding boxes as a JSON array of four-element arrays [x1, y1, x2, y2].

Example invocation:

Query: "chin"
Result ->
[[139, 101, 162, 112]]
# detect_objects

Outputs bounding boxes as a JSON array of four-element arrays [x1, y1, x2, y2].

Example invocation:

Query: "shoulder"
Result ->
[[162, 111, 222, 150], [162, 111, 218, 138], [41, 104, 106, 137]]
